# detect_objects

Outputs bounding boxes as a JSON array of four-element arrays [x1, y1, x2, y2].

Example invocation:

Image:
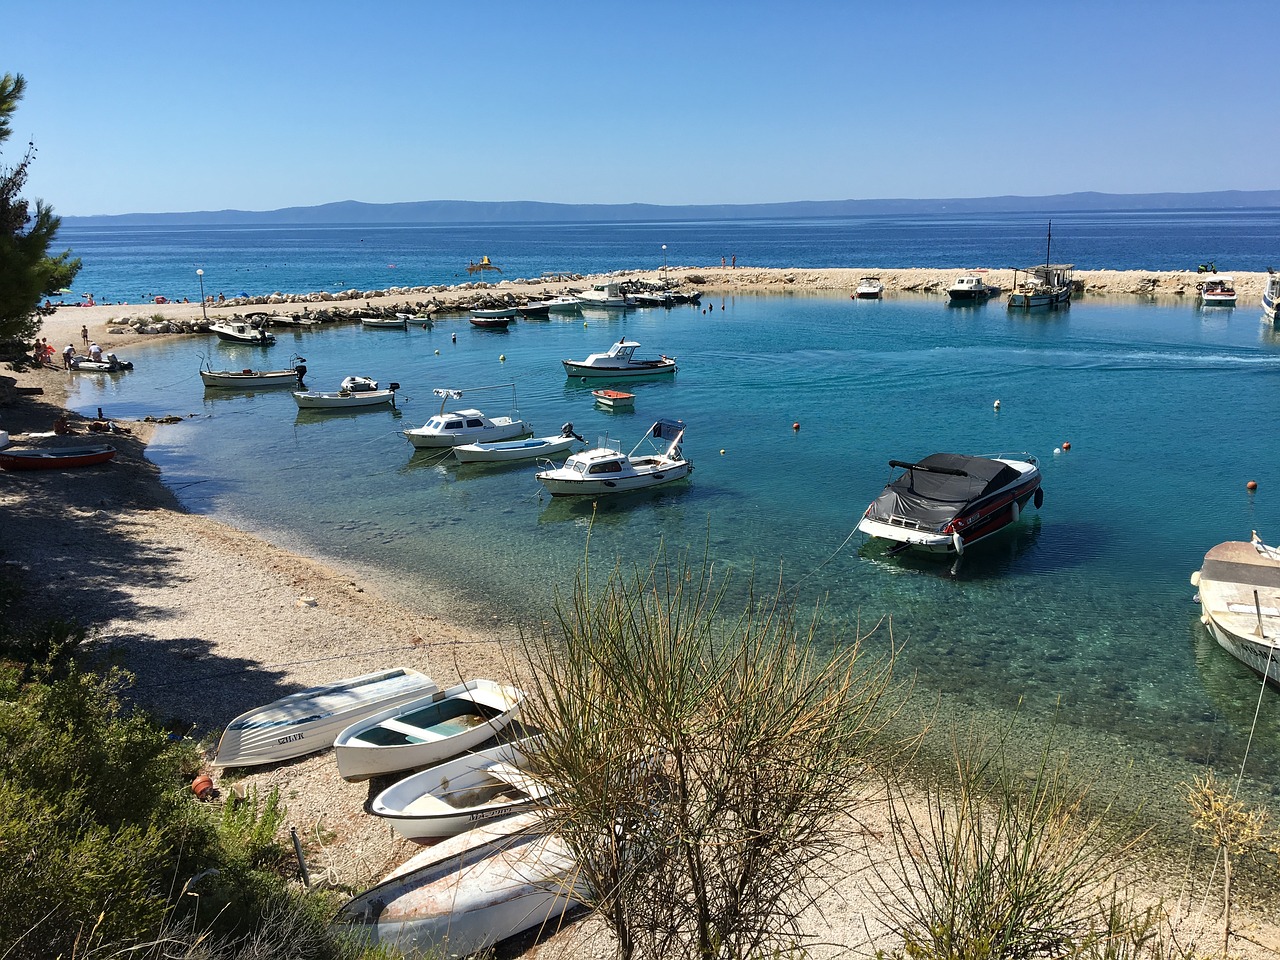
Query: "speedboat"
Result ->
[[541, 295, 582, 313], [453, 425, 584, 464], [857, 452, 1043, 555], [1192, 533, 1280, 685], [0, 444, 117, 471], [1264, 270, 1280, 321], [293, 376, 399, 409], [367, 735, 549, 841], [1198, 275, 1237, 307], [70, 353, 134, 372], [947, 272, 999, 302], [535, 419, 691, 497], [213, 668, 438, 768], [200, 357, 306, 388], [403, 388, 532, 449], [333, 678, 525, 781], [209, 321, 276, 345], [575, 282, 631, 308], [854, 277, 884, 299], [561, 340, 677, 379], [331, 812, 580, 958]]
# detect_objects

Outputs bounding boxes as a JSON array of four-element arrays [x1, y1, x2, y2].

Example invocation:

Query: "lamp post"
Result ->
[[196, 269, 207, 321], [662, 244, 667, 283]]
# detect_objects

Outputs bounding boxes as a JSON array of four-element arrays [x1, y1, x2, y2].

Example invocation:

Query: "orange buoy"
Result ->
[[792, 422, 800, 431], [192, 774, 214, 800], [1248, 480, 1258, 491], [1062, 441, 1071, 451]]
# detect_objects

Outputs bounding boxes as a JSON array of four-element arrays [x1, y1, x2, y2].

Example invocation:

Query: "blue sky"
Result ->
[[5, 0, 1276, 216]]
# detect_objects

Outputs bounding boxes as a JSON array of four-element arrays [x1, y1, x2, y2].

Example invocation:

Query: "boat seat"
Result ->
[[377, 718, 438, 742], [1226, 602, 1280, 617]]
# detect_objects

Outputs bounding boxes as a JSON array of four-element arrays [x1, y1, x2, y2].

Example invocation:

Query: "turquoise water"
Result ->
[[69, 293, 1280, 798]]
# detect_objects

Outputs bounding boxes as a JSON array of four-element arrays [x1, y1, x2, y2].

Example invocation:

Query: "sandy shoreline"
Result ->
[[4, 273, 1280, 957]]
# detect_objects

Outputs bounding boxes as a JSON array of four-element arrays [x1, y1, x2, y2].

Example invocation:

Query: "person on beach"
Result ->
[[732, 254, 736, 268], [89, 342, 102, 363], [62, 343, 75, 369], [81, 325, 89, 347]]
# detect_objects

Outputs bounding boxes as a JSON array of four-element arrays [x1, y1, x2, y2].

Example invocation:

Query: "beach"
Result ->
[[5, 272, 1280, 957]]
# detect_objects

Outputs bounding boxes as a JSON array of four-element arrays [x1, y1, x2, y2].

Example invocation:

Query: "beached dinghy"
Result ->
[[0, 444, 117, 471], [332, 812, 581, 959], [213, 667, 438, 769], [367, 735, 549, 841], [333, 679, 525, 781]]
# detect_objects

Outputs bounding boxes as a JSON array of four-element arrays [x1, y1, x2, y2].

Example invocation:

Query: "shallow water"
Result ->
[[70, 291, 1280, 802]]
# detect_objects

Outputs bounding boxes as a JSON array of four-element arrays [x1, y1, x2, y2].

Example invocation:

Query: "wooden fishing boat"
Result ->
[[367, 735, 549, 841], [333, 679, 525, 781], [592, 389, 635, 409], [1192, 534, 1280, 685], [293, 376, 399, 410], [213, 668, 438, 768], [535, 419, 691, 497], [562, 340, 677, 378], [200, 357, 306, 388], [0, 444, 117, 471]]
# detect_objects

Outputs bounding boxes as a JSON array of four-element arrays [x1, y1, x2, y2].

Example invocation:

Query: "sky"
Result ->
[[4, 0, 1277, 216]]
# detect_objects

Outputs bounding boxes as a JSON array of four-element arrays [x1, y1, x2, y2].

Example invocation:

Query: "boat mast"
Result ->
[[1045, 220, 1052, 268]]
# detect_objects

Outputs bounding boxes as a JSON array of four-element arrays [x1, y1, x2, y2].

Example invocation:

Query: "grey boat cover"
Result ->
[[866, 454, 1022, 528]]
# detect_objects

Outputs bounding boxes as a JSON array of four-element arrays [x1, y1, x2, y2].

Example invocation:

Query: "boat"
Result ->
[[453, 426, 584, 464], [535, 419, 692, 497], [517, 301, 551, 319], [854, 277, 884, 299], [213, 668, 438, 768], [200, 356, 307, 388], [293, 376, 399, 410], [209, 321, 276, 345], [1198, 275, 1237, 307], [403, 389, 532, 449], [1192, 533, 1280, 685], [561, 340, 677, 379], [1264, 270, 1280, 321], [469, 314, 512, 329], [470, 307, 519, 319], [367, 736, 550, 841], [361, 315, 409, 329], [396, 311, 433, 327], [1008, 223, 1072, 310], [70, 353, 134, 372], [592, 388, 635, 409], [541, 295, 582, 313], [947, 272, 1000, 302], [333, 678, 525, 781], [575, 282, 631, 308], [857, 453, 1043, 556], [0, 444, 117, 471], [331, 812, 580, 958]]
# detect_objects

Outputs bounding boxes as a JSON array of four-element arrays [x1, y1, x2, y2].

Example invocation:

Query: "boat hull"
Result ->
[[453, 435, 577, 463], [293, 390, 396, 409], [1008, 288, 1071, 309], [0, 445, 117, 471], [592, 389, 635, 409], [1263, 279, 1280, 320], [201, 369, 300, 388], [362, 317, 409, 329], [562, 359, 676, 378], [1195, 540, 1280, 685]]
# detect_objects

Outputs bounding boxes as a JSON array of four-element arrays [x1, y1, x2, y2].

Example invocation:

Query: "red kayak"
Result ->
[[0, 444, 117, 471]]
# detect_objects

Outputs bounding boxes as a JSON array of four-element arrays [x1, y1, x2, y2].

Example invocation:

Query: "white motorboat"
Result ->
[[857, 452, 1043, 556], [213, 668, 438, 769], [854, 276, 884, 299], [70, 353, 134, 372], [331, 812, 581, 959], [541, 295, 582, 313], [469, 306, 519, 319], [1008, 222, 1072, 309], [1198, 275, 1237, 307], [947, 272, 999, 302], [403, 388, 531, 449], [361, 315, 409, 329], [575, 282, 631, 308], [293, 376, 399, 410], [209, 321, 276, 345], [333, 678, 525, 781], [453, 425, 583, 464], [561, 340, 677, 379], [1264, 270, 1280, 321], [367, 736, 550, 841], [200, 356, 306, 388], [1192, 534, 1280, 685], [535, 419, 692, 497]]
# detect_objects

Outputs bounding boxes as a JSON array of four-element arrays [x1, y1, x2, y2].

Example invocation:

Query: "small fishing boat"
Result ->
[[1008, 222, 1072, 310], [575, 282, 631, 308], [1264, 270, 1280, 321], [562, 340, 677, 379], [403, 388, 531, 449], [293, 376, 399, 410], [535, 419, 691, 497], [70, 353, 134, 372], [453, 425, 584, 464], [367, 736, 550, 841], [857, 452, 1043, 556], [1198, 275, 1237, 307], [854, 277, 884, 299], [331, 812, 581, 958], [396, 312, 433, 327], [947, 272, 1000, 302], [518, 301, 552, 319], [333, 678, 525, 781], [0, 444, 117, 471], [200, 356, 307, 388], [469, 315, 511, 329], [213, 668, 438, 768], [541, 295, 582, 313], [209, 321, 276, 345], [1192, 534, 1280, 685], [361, 315, 409, 329], [592, 388, 635, 409]]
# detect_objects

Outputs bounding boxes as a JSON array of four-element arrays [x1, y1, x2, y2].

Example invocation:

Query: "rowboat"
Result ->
[[331, 812, 581, 958], [0, 444, 117, 471], [333, 679, 525, 781], [1192, 534, 1280, 685], [469, 312, 512, 329], [293, 376, 399, 410], [592, 389, 635, 409], [213, 668, 438, 768], [367, 735, 549, 841], [453, 430, 582, 464], [200, 357, 307, 388]]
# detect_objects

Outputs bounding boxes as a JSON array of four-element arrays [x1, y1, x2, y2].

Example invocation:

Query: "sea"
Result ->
[[57, 209, 1280, 818]]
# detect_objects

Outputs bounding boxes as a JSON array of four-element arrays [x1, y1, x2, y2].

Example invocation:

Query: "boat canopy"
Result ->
[[866, 454, 1022, 527]]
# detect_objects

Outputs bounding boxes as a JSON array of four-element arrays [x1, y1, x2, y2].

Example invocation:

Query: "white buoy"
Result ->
[[993, 399, 1001, 410], [1054, 447, 1062, 455]]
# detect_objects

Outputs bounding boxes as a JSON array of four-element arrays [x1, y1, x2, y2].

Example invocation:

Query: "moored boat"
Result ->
[[575, 282, 631, 308], [213, 668, 438, 768], [404, 388, 531, 449], [1198, 275, 1237, 307], [857, 452, 1043, 556], [453, 425, 583, 464], [1008, 222, 1072, 310], [854, 276, 884, 299], [1264, 270, 1280, 321], [562, 340, 677, 379], [0, 444, 117, 471], [361, 315, 409, 329], [1192, 534, 1280, 686], [947, 272, 1000, 302], [535, 419, 691, 497], [333, 678, 525, 781], [209, 321, 276, 345], [293, 376, 398, 410], [592, 388, 635, 409], [200, 357, 306, 388], [541, 295, 583, 313], [518, 301, 552, 319]]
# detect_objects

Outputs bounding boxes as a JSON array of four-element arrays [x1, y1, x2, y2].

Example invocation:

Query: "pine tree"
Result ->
[[0, 72, 80, 348]]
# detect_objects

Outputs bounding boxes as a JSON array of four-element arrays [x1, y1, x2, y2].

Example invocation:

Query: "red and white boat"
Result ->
[[0, 444, 117, 471], [592, 388, 635, 409], [857, 452, 1042, 556]]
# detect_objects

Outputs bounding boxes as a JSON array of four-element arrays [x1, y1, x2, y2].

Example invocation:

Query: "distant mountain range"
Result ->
[[62, 190, 1280, 226]]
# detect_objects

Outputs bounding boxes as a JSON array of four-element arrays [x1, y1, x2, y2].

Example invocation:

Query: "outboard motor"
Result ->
[[293, 362, 307, 386], [561, 422, 585, 442]]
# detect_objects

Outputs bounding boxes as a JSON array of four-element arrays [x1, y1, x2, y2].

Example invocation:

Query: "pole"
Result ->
[[196, 269, 207, 321], [662, 244, 667, 283]]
